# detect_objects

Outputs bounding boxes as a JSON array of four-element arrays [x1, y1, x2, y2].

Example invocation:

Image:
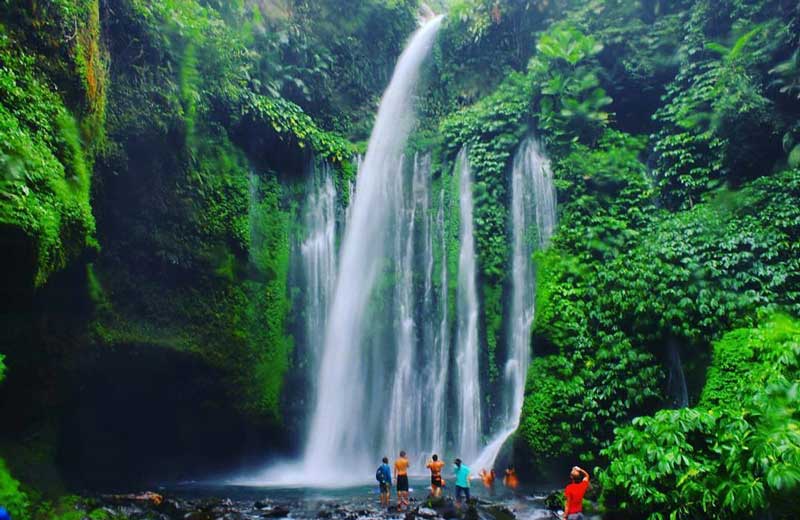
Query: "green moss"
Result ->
[[0, 32, 98, 286], [244, 174, 293, 418]]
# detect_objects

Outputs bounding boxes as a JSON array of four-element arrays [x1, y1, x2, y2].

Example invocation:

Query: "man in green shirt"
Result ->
[[453, 458, 471, 506]]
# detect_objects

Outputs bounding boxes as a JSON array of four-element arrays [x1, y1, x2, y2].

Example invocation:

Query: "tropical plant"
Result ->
[[599, 317, 800, 519], [529, 24, 612, 147], [769, 49, 800, 99]]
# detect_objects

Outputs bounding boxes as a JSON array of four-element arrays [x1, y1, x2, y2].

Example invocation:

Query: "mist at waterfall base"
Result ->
[[231, 18, 557, 489]]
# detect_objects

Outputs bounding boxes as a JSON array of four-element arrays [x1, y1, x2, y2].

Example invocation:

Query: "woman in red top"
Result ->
[[563, 466, 590, 520]]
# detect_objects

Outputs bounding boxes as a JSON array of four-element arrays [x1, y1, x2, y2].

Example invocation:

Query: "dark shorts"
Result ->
[[431, 475, 442, 488], [379, 482, 390, 493], [397, 474, 409, 492], [567, 514, 585, 520], [455, 485, 470, 502]]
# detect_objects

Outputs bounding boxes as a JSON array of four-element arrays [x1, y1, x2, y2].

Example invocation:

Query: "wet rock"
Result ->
[[481, 505, 515, 520], [184, 512, 214, 520], [417, 507, 438, 518], [254, 499, 272, 509], [260, 505, 291, 518], [157, 498, 189, 518], [542, 491, 562, 512]]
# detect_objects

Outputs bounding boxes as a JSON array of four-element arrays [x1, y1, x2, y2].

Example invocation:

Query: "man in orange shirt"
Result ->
[[394, 450, 410, 510], [563, 466, 590, 520], [426, 454, 445, 497]]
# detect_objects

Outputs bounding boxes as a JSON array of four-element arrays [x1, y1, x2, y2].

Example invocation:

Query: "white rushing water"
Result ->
[[473, 136, 557, 472], [454, 147, 482, 462], [235, 24, 561, 488], [428, 188, 449, 462], [301, 16, 444, 483], [300, 162, 337, 395]]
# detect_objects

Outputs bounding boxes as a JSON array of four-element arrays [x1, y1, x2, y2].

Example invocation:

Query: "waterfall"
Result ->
[[454, 147, 482, 462], [301, 16, 443, 483], [428, 188, 449, 462], [300, 162, 337, 395], [667, 341, 689, 408], [474, 136, 557, 471]]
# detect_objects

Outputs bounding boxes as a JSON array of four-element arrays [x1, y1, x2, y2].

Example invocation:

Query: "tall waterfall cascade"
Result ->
[[235, 20, 557, 488], [301, 15, 444, 483], [473, 136, 557, 471]]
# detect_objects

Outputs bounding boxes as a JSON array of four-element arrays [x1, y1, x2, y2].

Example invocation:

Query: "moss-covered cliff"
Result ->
[[0, 0, 417, 495]]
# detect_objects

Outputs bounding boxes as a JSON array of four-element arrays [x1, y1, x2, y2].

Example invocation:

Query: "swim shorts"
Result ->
[[397, 474, 409, 492]]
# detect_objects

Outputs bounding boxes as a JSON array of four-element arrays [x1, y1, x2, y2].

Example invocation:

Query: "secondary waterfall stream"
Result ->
[[454, 148, 482, 462], [473, 137, 557, 471], [300, 162, 337, 400]]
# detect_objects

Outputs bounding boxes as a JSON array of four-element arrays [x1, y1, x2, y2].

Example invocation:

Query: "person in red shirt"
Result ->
[[563, 465, 590, 520]]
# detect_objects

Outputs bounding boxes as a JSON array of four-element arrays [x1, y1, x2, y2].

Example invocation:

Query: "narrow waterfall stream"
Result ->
[[454, 147, 482, 462], [474, 137, 557, 471], [300, 162, 337, 402]]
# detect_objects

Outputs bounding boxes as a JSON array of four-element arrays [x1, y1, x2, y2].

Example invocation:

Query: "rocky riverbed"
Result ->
[[76, 488, 567, 520]]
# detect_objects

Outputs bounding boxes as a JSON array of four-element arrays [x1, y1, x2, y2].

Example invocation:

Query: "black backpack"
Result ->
[[376, 466, 385, 483]]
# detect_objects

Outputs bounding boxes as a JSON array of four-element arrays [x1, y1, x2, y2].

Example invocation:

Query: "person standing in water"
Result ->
[[563, 466, 590, 520], [453, 458, 471, 507], [376, 456, 392, 507], [426, 454, 445, 497], [394, 450, 410, 510], [503, 464, 519, 490], [479, 468, 496, 495]]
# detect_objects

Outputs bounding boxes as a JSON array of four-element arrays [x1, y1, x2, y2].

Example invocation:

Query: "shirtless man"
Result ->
[[426, 454, 445, 497], [394, 450, 410, 510]]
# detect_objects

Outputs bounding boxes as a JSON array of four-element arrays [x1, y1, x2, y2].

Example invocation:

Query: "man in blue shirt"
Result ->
[[376, 457, 392, 507], [453, 458, 471, 507]]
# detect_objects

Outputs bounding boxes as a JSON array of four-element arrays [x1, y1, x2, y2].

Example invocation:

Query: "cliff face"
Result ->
[[0, 0, 415, 490]]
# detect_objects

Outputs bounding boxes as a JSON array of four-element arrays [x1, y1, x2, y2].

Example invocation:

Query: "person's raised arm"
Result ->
[[574, 466, 590, 484]]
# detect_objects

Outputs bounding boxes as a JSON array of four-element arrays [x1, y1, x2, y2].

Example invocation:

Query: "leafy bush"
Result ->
[[0, 459, 30, 520], [529, 23, 612, 147], [599, 316, 800, 519], [0, 28, 98, 286], [651, 2, 793, 208]]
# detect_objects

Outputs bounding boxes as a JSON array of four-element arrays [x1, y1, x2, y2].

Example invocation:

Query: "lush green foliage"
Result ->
[[440, 72, 532, 379], [529, 23, 612, 147], [651, 1, 795, 208], [520, 130, 662, 465], [0, 458, 29, 520], [0, 23, 99, 286], [600, 317, 800, 519], [0, 461, 115, 520], [505, 0, 800, 483]]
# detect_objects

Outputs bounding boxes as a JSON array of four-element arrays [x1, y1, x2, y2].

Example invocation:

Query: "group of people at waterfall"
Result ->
[[375, 452, 591, 519], [375, 451, 520, 510]]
